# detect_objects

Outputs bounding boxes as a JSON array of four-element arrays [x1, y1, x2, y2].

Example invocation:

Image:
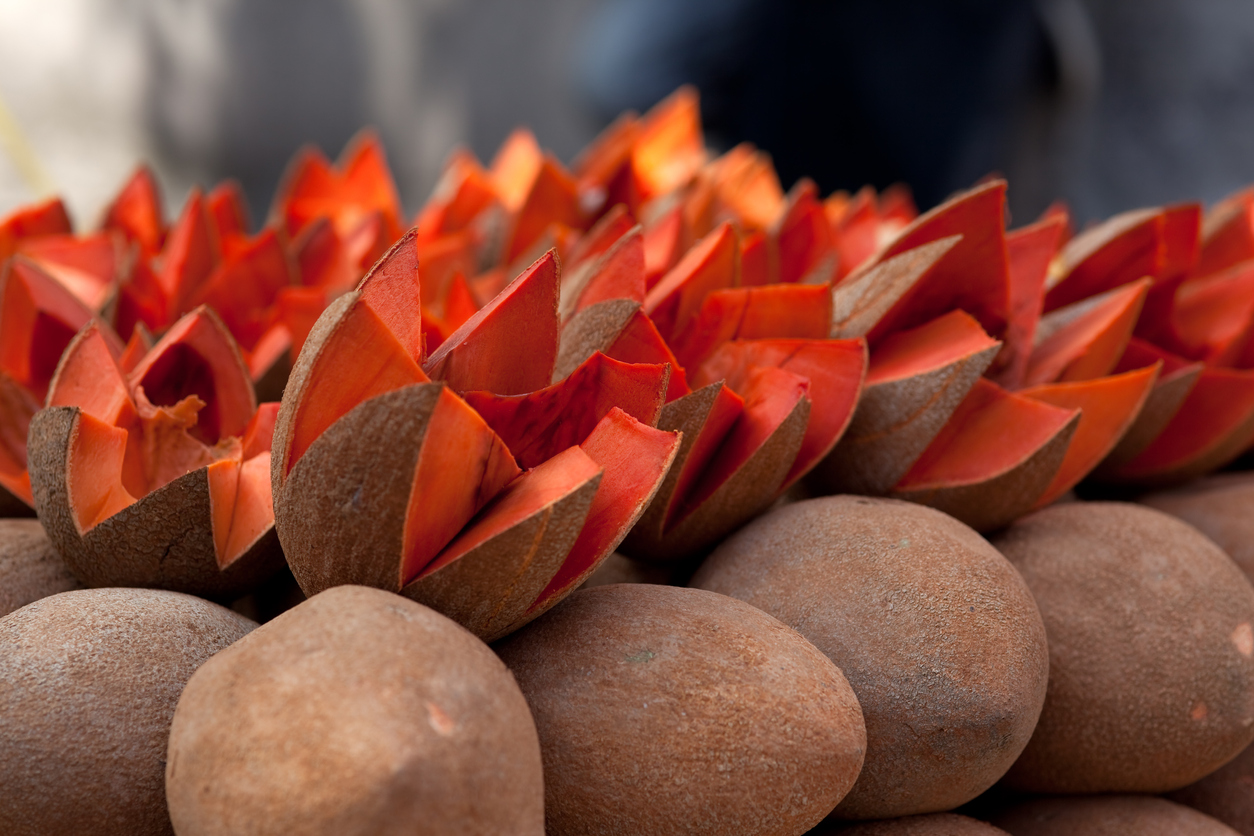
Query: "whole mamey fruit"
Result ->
[[992, 795, 1241, 835], [0, 588, 255, 836], [495, 583, 866, 836], [993, 502, 1254, 792], [0, 518, 81, 616], [1140, 472, 1254, 581], [1169, 740, 1254, 834], [166, 585, 544, 836], [692, 496, 1048, 819]]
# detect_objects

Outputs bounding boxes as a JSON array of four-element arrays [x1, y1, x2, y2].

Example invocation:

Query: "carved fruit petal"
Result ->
[[1021, 365, 1160, 507], [402, 446, 602, 641], [527, 408, 681, 615], [464, 353, 667, 469], [423, 250, 559, 395]]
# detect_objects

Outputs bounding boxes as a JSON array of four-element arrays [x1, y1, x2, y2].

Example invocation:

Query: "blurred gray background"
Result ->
[[3, 0, 1254, 229]]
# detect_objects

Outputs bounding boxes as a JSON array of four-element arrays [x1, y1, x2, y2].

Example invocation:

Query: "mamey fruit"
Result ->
[[272, 233, 680, 640], [166, 585, 544, 836], [693, 496, 1048, 819], [0, 518, 81, 616], [1140, 472, 1254, 581], [29, 308, 283, 597], [994, 502, 1254, 792], [495, 583, 867, 836], [992, 795, 1241, 835], [1170, 739, 1254, 834], [0, 588, 255, 836]]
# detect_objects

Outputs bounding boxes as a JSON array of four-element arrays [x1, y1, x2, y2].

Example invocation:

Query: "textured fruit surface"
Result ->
[[0, 588, 255, 836], [994, 502, 1254, 793], [992, 795, 1242, 836], [166, 585, 544, 836], [496, 583, 866, 836], [693, 496, 1048, 819]]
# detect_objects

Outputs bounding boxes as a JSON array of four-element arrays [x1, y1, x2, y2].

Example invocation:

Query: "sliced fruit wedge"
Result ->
[[890, 378, 1080, 531], [1020, 365, 1160, 507], [812, 310, 1001, 496]]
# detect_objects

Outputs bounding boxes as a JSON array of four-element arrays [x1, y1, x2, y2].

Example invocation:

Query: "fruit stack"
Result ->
[[5, 87, 1254, 834]]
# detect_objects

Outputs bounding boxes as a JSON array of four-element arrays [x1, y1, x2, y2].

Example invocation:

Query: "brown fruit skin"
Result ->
[[1140, 472, 1254, 582], [0, 588, 256, 836], [692, 496, 1049, 820], [495, 584, 867, 836], [992, 795, 1241, 835], [811, 812, 1009, 835], [1168, 739, 1254, 833], [166, 585, 544, 836], [0, 518, 82, 616], [28, 406, 284, 599], [993, 502, 1254, 793]]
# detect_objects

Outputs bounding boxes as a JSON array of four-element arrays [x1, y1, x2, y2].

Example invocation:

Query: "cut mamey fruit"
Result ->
[[272, 233, 679, 639], [28, 310, 282, 597]]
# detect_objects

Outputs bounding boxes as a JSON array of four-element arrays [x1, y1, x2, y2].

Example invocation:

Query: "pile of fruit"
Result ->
[[6, 87, 1254, 834]]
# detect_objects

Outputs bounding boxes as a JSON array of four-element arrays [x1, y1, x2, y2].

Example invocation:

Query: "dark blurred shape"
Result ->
[[579, 0, 1046, 211], [578, 0, 1254, 224]]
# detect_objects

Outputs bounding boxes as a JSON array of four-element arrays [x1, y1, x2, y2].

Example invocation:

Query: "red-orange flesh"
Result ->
[[1110, 366, 1254, 478], [399, 387, 520, 585], [462, 353, 668, 469], [895, 378, 1079, 491], [17, 233, 120, 311], [572, 228, 647, 314], [1044, 208, 1162, 312], [1022, 364, 1160, 506], [103, 167, 165, 254], [644, 222, 738, 341], [0, 258, 96, 400], [697, 338, 865, 487], [1173, 260, 1254, 364], [504, 155, 584, 263], [866, 309, 999, 385], [529, 408, 681, 610], [672, 366, 808, 525], [998, 215, 1067, 387], [423, 250, 559, 395], [673, 283, 832, 371], [861, 180, 1010, 341], [603, 310, 691, 402], [1023, 279, 1149, 386]]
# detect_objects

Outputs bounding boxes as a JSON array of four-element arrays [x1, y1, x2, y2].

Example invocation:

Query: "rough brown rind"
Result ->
[[993, 502, 1254, 793], [1169, 739, 1254, 834], [810, 340, 1001, 496], [0, 518, 82, 617], [580, 551, 679, 588], [28, 407, 283, 598], [0, 588, 255, 836], [992, 795, 1242, 836], [830, 236, 961, 339], [401, 470, 601, 642], [693, 497, 1049, 820], [166, 585, 544, 836], [495, 584, 867, 836], [552, 297, 641, 381], [271, 291, 359, 492], [1140, 472, 1254, 583], [622, 383, 809, 561], [812, 813, 1009, 835], [276, 383, 441, 596], [890, 412, 1078, 533]]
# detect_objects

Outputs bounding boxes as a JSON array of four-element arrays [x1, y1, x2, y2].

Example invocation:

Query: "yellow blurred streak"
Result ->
[[0, 91, 56, 198]]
